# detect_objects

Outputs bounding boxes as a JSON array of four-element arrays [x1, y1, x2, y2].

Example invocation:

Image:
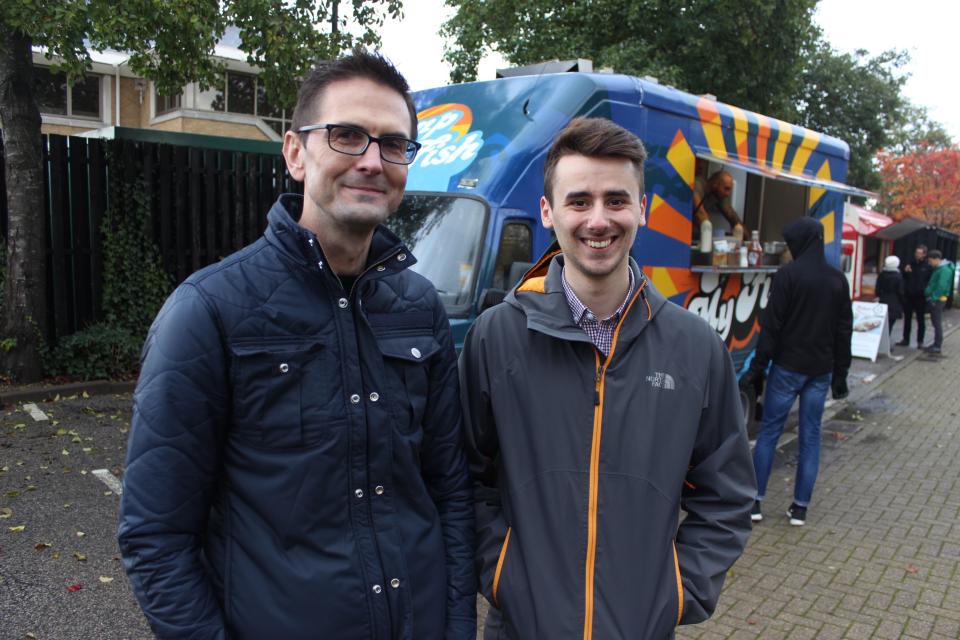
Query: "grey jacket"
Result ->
[[460, 251, 755, 640]]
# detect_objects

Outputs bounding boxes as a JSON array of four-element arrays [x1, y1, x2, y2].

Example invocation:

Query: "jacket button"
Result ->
[[372, 584, 382, 594], [397, 253, 407, 262], [278, 363, 289, 374], [338, 297, 349, 308], [350, 394, 361, 404], [390, 578, 400, 589], [369, 392, 379, 402], [355, 489, 364, 499], [410, 347, 421, 359], [375, 485, 384, 495], [376, 265, 386, 272]]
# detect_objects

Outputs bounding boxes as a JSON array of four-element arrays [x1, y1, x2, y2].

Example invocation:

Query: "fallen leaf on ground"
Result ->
[[747, 618, 758, 625], [73, 552, 87, 561], [906, 564, 919, 574], [832, 431, 849, 441], [98, 576, 114, 583], [0, 508, 12, 519], [5, 491, 19, 497], [76, 531, 85, 537], [67, 583, 82, 592], [52, 551, 61, 559], [35, 542, 51, 550], [9, 525, 26, 533]]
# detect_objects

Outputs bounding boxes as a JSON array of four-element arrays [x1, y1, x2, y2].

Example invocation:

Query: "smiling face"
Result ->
[[541, 153, 646, 285], [282, 76, 411, 237]]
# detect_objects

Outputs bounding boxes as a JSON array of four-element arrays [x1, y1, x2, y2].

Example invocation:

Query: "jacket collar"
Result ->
[[263, 194, 416, 279], [505, 245, 668, 348]]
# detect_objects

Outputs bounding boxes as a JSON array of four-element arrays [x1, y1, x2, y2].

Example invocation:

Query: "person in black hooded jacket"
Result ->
[[740, 217, 853, 526]]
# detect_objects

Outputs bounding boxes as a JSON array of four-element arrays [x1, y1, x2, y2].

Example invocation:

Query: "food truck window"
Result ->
[[492, 222, 533, 290], [690, 157, 816, 272], [759, 179, 807, 242]]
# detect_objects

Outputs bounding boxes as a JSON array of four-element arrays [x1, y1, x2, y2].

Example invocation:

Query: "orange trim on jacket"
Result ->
[[492, 527, 512, 606]]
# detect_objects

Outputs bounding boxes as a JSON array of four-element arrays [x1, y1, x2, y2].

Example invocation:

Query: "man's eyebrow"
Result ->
[[334, 121, 411, 138], [563, 189, 632, 199]]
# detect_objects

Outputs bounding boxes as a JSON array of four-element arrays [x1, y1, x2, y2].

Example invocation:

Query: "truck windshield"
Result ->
[[385, 194, 487, 313]]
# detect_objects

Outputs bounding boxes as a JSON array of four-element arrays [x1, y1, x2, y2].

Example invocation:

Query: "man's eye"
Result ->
[[570, 199, 589, 208], [331, 128, 366, 146], [608, 199, 626, 207]]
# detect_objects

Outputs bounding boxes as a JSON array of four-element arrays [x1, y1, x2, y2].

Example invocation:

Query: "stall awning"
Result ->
[[847, 204, 893, 236], [872, 217, 936, 241], [698, 153, 877, 199]]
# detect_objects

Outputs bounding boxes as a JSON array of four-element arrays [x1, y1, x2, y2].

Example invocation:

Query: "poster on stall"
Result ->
[[851, 301, 890, 362]]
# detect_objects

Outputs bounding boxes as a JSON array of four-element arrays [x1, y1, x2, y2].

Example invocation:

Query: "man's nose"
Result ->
[[354, 141, 385, 172], [584, 203, 609, 230]]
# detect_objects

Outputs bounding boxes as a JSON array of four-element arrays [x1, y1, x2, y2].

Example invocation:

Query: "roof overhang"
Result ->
[[872, 217, 937, 241], [698, 153, 877, 200]]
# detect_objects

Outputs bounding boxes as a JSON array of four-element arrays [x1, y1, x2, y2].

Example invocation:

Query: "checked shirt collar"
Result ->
[[561, 266, 635, 357]]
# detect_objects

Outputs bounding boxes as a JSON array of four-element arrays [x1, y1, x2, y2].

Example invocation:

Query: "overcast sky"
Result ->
[[376, 0, 960, 140]]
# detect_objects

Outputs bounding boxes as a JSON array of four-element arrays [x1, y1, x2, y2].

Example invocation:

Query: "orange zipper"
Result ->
[[582, 283, 644, 640], [492, 527, 512, 607], [673, 542, 685, 625]]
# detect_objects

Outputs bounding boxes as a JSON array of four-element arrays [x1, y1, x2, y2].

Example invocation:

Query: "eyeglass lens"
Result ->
[[328, 125, 417, 164]]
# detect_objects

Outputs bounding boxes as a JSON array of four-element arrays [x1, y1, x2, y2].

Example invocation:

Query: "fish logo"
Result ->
[[408, 103, 485, 191]]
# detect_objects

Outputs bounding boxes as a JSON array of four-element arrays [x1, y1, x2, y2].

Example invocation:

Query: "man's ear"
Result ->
[[540, 195, 554, 229], [282, 131, 306, 182], [638, 194, 647, 227]]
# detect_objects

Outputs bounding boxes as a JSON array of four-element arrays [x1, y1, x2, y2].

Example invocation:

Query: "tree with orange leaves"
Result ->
[[878, 142, 960, 232]]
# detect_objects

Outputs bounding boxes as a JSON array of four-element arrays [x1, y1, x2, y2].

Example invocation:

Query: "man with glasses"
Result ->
[[119, 49, 475, 640]]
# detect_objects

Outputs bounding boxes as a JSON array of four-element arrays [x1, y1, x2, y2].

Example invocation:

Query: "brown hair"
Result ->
[[928, 249, 942, 260], [291, 47, 417, 139], [543, 117, 647, 204]]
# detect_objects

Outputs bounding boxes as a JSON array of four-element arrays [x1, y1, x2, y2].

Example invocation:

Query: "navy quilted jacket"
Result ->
[[118, 194, 476, 640]]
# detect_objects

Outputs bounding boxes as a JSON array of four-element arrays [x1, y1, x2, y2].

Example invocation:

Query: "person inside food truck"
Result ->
[[692, 169, 746, 239]]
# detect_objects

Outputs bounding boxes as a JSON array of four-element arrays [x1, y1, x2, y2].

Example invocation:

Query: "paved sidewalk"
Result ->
[[679, 329, 960, 638]]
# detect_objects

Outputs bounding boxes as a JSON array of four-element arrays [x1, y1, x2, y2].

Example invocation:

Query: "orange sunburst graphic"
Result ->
[[696, 98, 727, 159], [416, 103, 473, 138]]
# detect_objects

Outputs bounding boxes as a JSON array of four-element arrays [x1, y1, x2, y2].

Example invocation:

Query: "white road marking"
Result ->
[[92, 469, 123, 495], [23, 403, 48, 421]]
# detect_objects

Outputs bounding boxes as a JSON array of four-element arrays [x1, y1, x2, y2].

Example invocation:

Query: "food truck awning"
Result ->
[[847, 204, 893, 236], [698, 153, 877, 199], [872, 217, 934, 241]]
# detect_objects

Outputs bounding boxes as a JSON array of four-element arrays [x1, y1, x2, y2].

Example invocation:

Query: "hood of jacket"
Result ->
[[783, 217, 825, 262], [503, 244, 668, 346]]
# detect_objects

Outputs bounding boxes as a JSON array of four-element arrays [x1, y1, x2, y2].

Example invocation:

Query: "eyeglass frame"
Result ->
[[296, 123, 422, 165]]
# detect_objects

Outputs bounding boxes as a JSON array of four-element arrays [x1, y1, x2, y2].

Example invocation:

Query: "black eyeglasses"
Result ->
[[297, 123, 421, 165]]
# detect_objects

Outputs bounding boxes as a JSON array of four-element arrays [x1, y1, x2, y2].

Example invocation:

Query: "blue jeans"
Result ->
[[752, 364, 832, 507]]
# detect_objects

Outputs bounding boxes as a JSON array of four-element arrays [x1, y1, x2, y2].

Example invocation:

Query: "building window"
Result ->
[[34, 66, 101, 119], [194, 71, 291, 135], [155, 91, 182, 116]]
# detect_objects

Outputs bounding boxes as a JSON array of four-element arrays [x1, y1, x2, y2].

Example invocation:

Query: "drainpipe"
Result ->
[[113, 56, 130, 128]]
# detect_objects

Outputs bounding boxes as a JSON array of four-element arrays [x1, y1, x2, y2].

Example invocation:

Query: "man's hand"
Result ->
[[739, 368, 764, 399], [905, 264, 913, 273], [831, 373, 849, 400]]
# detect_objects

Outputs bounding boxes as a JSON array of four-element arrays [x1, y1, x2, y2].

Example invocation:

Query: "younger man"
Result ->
[[461, 117, 755, 639]]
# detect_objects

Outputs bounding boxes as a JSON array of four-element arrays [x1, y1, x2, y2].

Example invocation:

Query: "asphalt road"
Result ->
[[0, 392, 151, 640]]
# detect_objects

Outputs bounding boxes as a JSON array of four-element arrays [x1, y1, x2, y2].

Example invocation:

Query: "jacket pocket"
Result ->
[[229, 337, 327, 448], [374, 333, 441, 435], [492, 527, 512, 608], [672, 541, 684, 626]]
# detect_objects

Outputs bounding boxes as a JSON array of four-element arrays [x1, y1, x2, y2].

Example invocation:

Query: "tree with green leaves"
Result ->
[[0, 0, 401, 382], [441, 0, 821, 117], [793, 44, 912, 192], [440, 0, 948, 193]]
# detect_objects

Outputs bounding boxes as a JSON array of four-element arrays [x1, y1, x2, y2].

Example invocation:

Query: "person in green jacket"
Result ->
[[924, 249, 955, 354]]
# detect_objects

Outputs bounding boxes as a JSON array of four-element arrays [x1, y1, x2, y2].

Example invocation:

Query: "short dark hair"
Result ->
[[291, 48, 417, 139], [916, 244, 928, 253], [928, 249, 943, 260], [543, 117, 647, 204]]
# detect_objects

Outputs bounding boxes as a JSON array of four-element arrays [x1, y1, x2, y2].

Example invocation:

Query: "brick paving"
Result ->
[[679, 327, 960, 640]]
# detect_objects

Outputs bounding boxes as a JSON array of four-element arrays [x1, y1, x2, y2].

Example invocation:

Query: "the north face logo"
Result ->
[[645, 372, 676, 390]]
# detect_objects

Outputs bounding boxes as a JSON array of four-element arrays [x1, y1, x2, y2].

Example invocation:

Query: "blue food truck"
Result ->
[[385, 65, 871, 427]]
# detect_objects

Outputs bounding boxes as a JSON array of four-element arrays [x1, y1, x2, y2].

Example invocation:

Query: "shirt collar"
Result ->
[[561, 266, 635, 325]]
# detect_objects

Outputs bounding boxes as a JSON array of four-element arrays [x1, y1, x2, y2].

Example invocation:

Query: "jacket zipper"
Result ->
[[583, 284, 645, 640], [306, 237, 402, 298]]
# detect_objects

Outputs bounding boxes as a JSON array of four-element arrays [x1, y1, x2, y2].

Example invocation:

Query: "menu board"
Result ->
[[851, 301, 891, 362]]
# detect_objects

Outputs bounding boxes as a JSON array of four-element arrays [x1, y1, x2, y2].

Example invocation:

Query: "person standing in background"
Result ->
[[923, 250, 955, 355], [876, 255, 904, 342], [898, 245, 933, 348]]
